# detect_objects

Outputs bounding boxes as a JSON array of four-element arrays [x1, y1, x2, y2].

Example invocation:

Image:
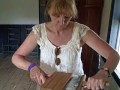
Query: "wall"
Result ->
[[100, 0, 120, 90], [0, 0, 39, 24], [100, 0, 112, 40]]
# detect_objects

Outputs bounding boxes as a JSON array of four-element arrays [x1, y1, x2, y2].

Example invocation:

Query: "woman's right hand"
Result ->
[[29, 66, 50, 85]]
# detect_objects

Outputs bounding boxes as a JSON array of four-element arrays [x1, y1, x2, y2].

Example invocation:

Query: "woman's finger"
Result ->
[[40, 74, 46, 84], [46, 74, 53, 78], [86, 81, 91, 89], [36, 74, 42, 85], [96, 87, 100, 90], [32, 76, 38, 83], [99, 79, 105, 89]]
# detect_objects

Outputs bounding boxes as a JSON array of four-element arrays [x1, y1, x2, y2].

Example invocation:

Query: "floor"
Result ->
[[0, 56, 39, 90]]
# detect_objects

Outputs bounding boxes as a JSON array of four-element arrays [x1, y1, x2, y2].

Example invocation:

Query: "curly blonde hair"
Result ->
[[45, 0, 77, 18]]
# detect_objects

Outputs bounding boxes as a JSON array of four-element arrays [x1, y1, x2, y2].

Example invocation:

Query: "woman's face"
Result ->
[[48, 8, 72, 30]]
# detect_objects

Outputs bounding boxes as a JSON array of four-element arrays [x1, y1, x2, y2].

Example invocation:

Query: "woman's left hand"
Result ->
[[86, 70, 109, 90]]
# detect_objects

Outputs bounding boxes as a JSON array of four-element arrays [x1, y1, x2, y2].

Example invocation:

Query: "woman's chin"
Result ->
[[56, 26, 64, 31], [56, 26, 62, 31], [56, 27, 61, 31]]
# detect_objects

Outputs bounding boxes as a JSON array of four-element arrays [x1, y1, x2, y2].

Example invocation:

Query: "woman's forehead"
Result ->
[[50, 7, 72, 17]]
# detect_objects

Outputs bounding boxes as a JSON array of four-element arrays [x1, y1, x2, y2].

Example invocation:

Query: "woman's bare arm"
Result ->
[[82, 30, 119, 73], [12, 31, 38, 71], [82, 30, 120, 89]]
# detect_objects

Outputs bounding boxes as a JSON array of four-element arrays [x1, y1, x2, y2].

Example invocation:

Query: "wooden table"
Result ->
[[41, 72, 89, 90]]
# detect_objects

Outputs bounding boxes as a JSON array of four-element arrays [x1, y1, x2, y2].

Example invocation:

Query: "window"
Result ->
[[107, 0, 120, 86], [115, 23, 120, 79]]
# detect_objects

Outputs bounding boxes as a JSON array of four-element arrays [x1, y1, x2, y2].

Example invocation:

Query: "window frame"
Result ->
[[107, 0, 120, 87]]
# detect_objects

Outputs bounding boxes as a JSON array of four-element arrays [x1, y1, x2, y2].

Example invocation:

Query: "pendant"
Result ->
[[55, 58, 61, 65]]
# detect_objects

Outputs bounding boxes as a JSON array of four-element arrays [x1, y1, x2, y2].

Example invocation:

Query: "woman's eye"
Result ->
[[55, 15, 59, 17], [65, 16, 69, 19], [52, 14, 59, 18], [64, 16, 71, 20]]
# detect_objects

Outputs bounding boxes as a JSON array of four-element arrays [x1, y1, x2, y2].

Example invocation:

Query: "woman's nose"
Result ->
[[58, 16, 65, 25]]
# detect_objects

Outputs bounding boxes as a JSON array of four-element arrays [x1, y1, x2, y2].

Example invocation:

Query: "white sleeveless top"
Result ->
[[32, 22, 90, 76]]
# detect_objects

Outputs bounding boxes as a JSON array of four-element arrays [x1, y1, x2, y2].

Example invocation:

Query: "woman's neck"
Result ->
[[46, 21, 72, 34]]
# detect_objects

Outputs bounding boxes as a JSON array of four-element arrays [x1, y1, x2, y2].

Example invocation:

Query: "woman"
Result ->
[[12, 0, 119, 90]]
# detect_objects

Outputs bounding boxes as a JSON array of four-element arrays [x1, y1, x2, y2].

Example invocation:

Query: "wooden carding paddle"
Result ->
[[77, 75, 87, 90], [41, 72, 72, 90]]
